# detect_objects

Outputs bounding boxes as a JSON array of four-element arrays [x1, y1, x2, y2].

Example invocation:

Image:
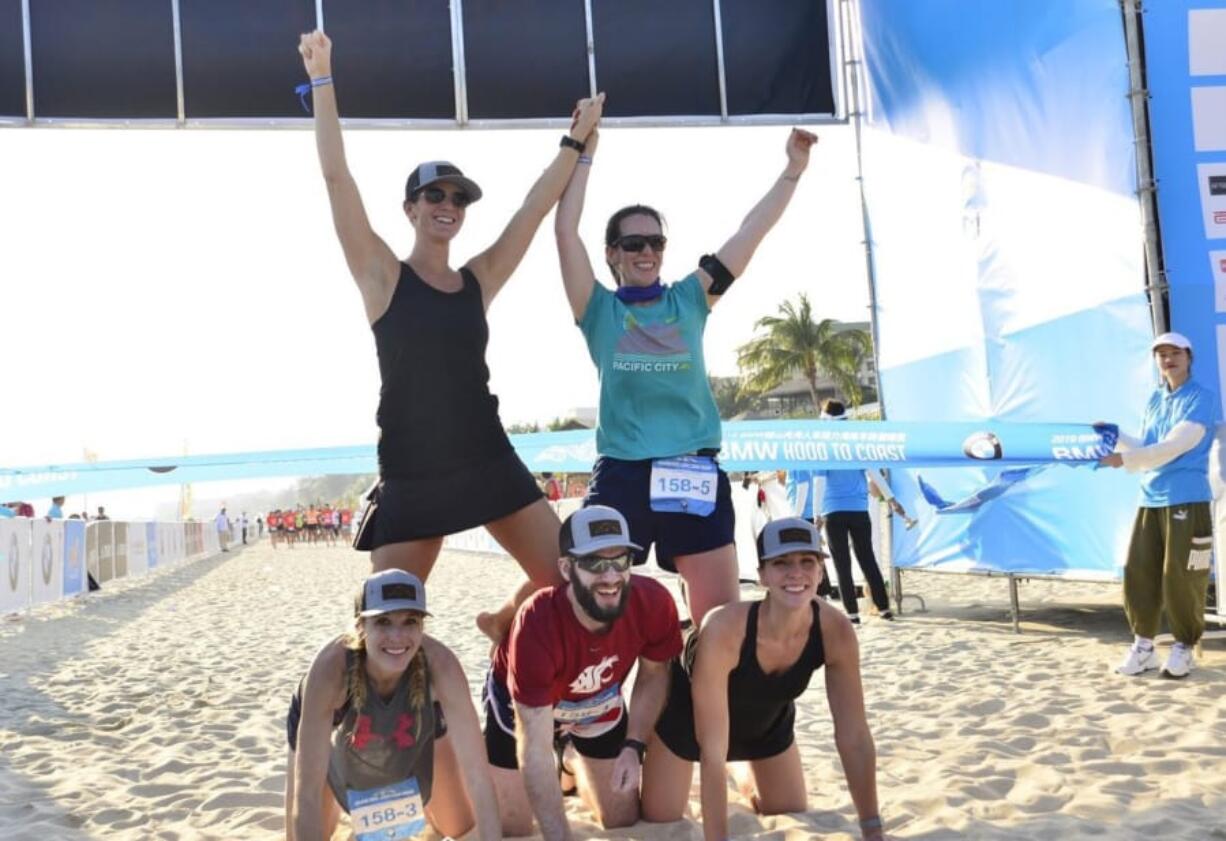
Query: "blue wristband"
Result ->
[[294, 76, 333, 114]]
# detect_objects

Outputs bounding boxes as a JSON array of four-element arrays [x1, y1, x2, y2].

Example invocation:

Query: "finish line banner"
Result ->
[[0, 421, 1117, 499]]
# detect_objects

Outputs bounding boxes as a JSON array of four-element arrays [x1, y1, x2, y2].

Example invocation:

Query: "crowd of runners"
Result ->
[[266, 504, 354, 549]]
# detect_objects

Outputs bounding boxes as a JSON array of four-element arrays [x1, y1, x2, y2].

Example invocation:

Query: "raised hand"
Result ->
[[570, 92, 606, 142], [785, 128, 819, 175], [298, 30, 332, 79]]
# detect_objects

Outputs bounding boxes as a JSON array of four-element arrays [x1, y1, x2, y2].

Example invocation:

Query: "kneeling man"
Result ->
[[484, 505, 682, 840]]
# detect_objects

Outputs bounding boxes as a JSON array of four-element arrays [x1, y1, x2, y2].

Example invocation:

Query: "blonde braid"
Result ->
[[343, 625, 369, 711]]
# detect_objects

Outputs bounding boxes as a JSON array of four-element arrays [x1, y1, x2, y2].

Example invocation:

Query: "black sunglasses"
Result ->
[[571, 551, 633, 574], [614, 234, 667, 253], [416, 185, 474, 208]]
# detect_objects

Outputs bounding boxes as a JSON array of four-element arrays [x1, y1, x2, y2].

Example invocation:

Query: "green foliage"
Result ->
[[736, 294, 872, 412]]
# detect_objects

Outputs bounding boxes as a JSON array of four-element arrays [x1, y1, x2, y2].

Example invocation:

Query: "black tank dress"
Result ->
[[369, 262, 541, 546], [654, 600, 826, 761]]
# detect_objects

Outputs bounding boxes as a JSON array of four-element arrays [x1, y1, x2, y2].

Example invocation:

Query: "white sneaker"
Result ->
[[1161, 643, 1194, 680], [1116, 643, 1159, 676]]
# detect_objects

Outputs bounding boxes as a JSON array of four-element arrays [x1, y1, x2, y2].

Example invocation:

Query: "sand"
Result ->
[[0, 541, 1223, 840]]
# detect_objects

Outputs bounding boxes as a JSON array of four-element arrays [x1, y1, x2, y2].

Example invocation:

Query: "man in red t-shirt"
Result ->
[[483, 505, 682, 839]]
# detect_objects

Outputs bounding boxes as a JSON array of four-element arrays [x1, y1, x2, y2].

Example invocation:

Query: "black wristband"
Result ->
[[560, 135, 586, 153], [621, 738, 647, 763]]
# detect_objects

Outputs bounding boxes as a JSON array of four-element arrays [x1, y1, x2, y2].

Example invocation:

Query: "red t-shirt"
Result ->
[[268, 513, 280, 528], [493, 575, 682, 737]]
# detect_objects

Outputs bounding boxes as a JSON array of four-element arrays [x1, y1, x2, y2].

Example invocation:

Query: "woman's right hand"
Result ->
[[298, 30, 333, 79], [570, 92, 605, 143]]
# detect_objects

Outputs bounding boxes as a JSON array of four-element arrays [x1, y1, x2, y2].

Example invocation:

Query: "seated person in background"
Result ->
[[484, 506, 682, 840], [286, 569, 502, 841], [643, 517, 885, 841]]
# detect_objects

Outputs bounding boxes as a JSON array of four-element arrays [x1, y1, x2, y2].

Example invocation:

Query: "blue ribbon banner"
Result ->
[[0, 421, 1116, 500]]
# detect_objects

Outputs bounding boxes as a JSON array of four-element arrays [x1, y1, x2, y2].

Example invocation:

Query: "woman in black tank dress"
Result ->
[[299, 31, 603, 637], [641, 518, 886, 841]]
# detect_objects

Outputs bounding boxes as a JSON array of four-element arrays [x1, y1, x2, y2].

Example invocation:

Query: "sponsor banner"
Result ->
[[85, 522, 99, 582], [63, 520, 86, 596], [30, 520, 64, 606], [126, 522, 148, 578], [146, 522, 159, 569], [0, 519, 31, 614], [113, 522, 129, 580], [96, 521, 115, 583]]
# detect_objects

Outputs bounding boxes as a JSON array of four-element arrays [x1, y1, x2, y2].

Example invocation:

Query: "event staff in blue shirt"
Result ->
[[1100, 332, 1220, 680], [793, 401, 910, 624]]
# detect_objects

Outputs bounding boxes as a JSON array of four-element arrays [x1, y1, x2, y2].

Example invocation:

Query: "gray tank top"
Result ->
[[326, 650, 436, 812]]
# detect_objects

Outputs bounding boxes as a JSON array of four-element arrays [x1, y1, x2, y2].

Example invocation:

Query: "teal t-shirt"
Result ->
[[1138, 378, 1220, 507], [579, 274, 722, 460]]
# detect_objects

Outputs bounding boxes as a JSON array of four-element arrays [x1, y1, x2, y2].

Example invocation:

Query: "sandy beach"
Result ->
[[1, 541, 1223, 840]]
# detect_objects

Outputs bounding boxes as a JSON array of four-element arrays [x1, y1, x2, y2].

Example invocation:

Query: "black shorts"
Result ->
[[584, 456, 735, 573], [371, 449, 543, 548], [653, 641, 794, 762], [482, 669, 627, 770], [286, 682, 448, 751]]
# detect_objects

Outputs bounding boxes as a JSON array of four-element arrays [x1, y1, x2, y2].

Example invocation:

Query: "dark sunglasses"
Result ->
[[614, 234, 667, 253], [571, 552, 633, 574], [416, 186, 473, 208]]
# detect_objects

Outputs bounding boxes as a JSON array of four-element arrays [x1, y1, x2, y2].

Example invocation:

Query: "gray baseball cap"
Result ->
[[405, 161, 483, 203], [560, 505, 642, 556], [756, 517, 826, 564], [358, 569, 430, 617]]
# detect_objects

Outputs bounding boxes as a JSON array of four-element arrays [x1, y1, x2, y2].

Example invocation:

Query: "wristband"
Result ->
[[621, 738, 647, 763], [560, 135, 586, 153], [577, 155, 593, 165], [859, 816, 883, 830], [294, 76, 333, 114], [311, 75, 333, 88]]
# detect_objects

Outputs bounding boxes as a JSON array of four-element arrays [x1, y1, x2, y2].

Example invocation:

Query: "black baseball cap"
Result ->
[[405, 161, 483, 204]]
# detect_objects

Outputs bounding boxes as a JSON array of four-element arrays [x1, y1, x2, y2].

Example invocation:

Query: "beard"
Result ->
[[572, 575, 630, 624]]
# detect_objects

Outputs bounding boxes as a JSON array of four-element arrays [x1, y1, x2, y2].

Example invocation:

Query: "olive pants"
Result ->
[[1123, 503, 1213, 645]]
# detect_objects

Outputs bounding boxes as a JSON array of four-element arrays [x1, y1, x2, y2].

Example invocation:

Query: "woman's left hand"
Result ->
[[785, 128, 819, 174]]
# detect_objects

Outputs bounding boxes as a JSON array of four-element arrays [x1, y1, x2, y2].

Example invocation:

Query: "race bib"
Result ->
[[347, 777, 427, 841], [649, 456, 717, 516], [554, 683, 623, 725]]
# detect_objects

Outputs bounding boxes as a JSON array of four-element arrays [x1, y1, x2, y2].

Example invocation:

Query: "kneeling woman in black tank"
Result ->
[[642, 518, 886, 841], [286, 570, 501, 840], [298, 30, 603, 640]]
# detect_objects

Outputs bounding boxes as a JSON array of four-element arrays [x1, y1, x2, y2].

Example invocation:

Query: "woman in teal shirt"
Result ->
[[553, 125, 817, 627]]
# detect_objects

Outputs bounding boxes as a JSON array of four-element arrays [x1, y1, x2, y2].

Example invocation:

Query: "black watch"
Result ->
[[560, 134, 586, 153], [621, 738, 647, 763]]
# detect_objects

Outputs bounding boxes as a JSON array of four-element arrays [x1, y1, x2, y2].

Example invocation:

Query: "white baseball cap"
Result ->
[[1150, 332, 1192, 352]]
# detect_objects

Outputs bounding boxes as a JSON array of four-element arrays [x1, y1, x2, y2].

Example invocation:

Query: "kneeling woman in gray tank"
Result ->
[[286, 570, 501, 840], [642, 518, 885, 841]]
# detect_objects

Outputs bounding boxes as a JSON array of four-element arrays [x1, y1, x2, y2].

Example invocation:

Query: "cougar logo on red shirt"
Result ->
[[569, 655, 619, 694]]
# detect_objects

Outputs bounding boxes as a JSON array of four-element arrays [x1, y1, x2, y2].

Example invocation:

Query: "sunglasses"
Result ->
[[614, 234, 667, 253], [416, 186, 473, 208], [571, 551, 633, 575]]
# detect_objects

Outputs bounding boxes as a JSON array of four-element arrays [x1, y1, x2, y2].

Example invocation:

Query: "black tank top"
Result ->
[[726, 600, 826, 726], [373, 263, 512, 478]]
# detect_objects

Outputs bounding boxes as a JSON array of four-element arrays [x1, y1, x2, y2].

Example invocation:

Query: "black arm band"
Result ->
[[700, 253, 736, 296]]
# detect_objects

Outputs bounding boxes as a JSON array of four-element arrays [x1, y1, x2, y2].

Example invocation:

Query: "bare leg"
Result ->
[[370, 536, 445, 580], [477, 499, 565, 643], [488, 765, 536, 838], [424, 734, 475, 839], [672, 542, 740, 629], [640, 732, 693, 823], [571, 753, 639, 829], [746, 743, 807, 815]]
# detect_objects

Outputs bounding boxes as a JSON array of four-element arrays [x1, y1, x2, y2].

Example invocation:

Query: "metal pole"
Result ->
[[21, 0, 33, 122], [1121, 0, 1168, 335], [840, 0, 888, 420], [584, 0, 598, 98], [711, 0, 729, 121], [172, 0, 185, 125], [315, 0, 324, 29], [1009, 574, 1020, 634], [450, 0, 468, 126]]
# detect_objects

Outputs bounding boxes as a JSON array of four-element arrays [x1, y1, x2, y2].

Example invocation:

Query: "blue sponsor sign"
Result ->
[[62, 520, 85, 596]]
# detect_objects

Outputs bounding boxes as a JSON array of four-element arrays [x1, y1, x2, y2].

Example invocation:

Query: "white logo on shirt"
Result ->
[[569, 655, 619, 694], [1174, 509, 1188, 521]]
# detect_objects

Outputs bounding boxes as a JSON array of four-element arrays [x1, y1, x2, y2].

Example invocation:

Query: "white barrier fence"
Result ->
[[0, 518, 231, 615]]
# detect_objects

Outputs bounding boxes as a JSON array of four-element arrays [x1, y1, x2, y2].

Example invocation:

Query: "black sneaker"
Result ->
[[880, 610, 894, 620], [849, 614, 861, 625]]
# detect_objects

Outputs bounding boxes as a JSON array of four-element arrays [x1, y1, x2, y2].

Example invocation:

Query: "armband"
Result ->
[[699, 253, 736, 296]]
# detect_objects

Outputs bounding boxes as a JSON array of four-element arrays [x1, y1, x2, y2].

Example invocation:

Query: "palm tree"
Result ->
[[736, 294, 872, 412], [708, 375, 759, 419]]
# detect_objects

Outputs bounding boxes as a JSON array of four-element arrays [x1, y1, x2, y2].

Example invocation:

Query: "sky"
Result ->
[[1, 122, 871, 517]]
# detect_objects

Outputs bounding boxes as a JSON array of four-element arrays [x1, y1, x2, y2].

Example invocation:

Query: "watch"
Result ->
[[560, 134, 586, 153], [621, 738, 647, 763]]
